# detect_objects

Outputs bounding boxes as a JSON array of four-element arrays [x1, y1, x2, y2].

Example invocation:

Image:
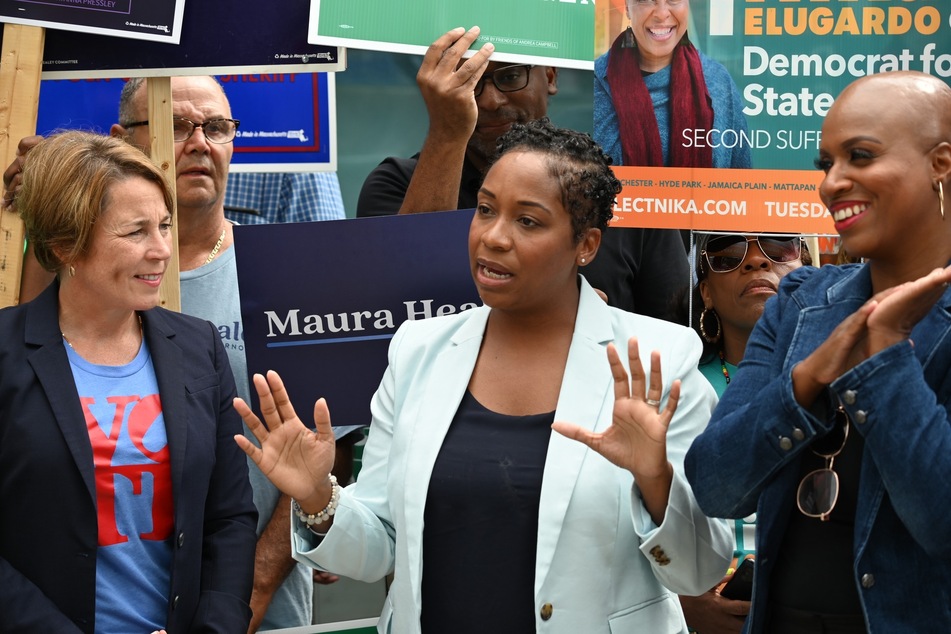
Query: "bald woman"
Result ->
[[686, 71, 951, 634]]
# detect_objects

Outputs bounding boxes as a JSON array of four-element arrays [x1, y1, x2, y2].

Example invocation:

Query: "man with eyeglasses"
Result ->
[[115, 76, 358, 634], [356, 26, 555, 217], [355, 26, 689, 322], [3, 75, 356, 633]]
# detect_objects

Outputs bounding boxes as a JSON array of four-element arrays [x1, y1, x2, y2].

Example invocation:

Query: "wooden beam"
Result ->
[[146, 76, 182, 312], [0, 24, 44, 308]]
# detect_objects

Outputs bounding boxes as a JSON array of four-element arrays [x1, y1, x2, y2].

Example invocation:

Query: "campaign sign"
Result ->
[[36, 72, 335, 170], [597, 0, 951, 171], [610, 166, 833, 234], [234, 210, 480, 428], [4, 0, 343, 78], [310, 0, 595, 70], [0, 0, 185, 44]]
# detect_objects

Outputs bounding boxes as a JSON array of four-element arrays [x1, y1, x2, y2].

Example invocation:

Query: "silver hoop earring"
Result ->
[[699, 308, 721, 343]]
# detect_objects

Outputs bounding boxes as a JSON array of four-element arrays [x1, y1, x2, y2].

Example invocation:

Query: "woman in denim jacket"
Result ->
[[686, 71, 951, 633]]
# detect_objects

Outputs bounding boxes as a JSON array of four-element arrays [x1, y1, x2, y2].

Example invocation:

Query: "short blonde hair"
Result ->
[[17, 130, 173, 273]]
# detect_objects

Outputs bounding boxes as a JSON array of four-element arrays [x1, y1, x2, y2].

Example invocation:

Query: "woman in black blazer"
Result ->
[[0, 131, 257, 633]]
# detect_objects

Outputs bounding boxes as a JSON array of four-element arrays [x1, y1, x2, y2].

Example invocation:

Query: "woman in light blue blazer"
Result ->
[[236, 119, 732, 634]]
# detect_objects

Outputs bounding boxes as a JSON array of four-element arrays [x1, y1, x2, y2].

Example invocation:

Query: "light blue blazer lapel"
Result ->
[[400, 306, 489, 595], [536, 280, 615, 587], [141, 310, 188, 506], [25, 284, 96, 504]]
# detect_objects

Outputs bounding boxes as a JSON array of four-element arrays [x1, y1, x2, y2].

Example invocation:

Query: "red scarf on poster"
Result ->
[[606, 28, 714, 167]]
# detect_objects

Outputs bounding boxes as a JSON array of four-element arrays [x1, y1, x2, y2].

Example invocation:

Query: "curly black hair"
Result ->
[[491, 118, 620, 242]]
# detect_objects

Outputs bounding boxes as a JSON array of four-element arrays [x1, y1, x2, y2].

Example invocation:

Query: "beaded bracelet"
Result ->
[[292, 475, 340, 529]]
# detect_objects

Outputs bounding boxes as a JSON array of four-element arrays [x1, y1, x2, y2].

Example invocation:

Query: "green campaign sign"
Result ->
[[598, 0, 950, 170], [690, 0, 950, 170], [309, 0, 595, 70]]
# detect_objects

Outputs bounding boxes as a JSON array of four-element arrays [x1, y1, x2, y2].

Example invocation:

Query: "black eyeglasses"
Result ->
[[702, 235, 802, 274], [123, 116, 241, 144], [797, 406, 850, 522], [474, 64, 534, 98]]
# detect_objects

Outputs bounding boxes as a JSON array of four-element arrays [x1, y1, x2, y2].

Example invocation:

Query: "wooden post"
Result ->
[[0, 24, 44, 308], [146, 76, 181, 312]]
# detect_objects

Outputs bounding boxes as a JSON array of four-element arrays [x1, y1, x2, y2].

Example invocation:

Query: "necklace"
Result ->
[[718, 349, 731, 385], [205, 227, 226, 264], [62, 315, 143, 350]]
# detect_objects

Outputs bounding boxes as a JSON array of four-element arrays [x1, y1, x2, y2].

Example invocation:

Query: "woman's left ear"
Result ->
[[931, 141, 951, 183], [577, 228, 601, 266]]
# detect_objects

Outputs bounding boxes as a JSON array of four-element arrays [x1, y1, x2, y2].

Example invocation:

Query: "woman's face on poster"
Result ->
[[626, 0, 690, 72]]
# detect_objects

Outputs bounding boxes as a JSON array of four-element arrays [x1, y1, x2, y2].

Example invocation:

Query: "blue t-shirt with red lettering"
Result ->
[[65, 339, 173, 633]]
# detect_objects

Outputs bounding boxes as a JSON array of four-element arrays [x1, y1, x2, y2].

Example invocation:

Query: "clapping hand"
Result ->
[[865, 265, 951, 353], [234, 371, 337, 512], [793, 266, 951, 407]]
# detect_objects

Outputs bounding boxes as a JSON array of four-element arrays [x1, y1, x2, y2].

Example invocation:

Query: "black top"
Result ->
[[581, 226, 689, 321], [356, 154, 484, 217], [770, 427, 865, 614], [356, 152, 690, 321], [421, 391, 553, 634]]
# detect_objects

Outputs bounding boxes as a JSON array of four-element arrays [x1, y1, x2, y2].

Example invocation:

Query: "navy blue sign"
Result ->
[[0, 0, 342, 77], [36, 73, 333, 168], [234, 210, 480, 427], [0, 0, 183, 43]]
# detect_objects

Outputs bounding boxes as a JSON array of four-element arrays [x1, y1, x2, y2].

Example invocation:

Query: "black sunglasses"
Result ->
[[702, 235, 802, 274]]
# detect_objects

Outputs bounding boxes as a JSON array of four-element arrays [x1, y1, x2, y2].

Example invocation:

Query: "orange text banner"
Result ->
[[610, 166, 833, 235]]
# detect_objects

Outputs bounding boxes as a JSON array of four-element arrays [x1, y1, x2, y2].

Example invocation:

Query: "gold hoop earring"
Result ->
[[68, 265, 76, 277], [699, 308, 721, 343], [939, 181, 945, 221]]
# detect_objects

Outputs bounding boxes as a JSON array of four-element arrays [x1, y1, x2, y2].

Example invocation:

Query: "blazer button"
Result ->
[[779, 437, 792, 451], [861, 573, 875, 588], [540, 603, 553, 621], [854, 410, 867, 425], [792, 428, 805, 441], [649, 545, 671, 566], [843, 390, 857, 405], [178, 532, 185, 547]]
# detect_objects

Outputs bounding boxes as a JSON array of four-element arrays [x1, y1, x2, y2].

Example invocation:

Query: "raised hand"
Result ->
[[417, 27, 494, 143], [792, 266, 951, 408], [233, 371, 337, 512], [553, 337, 677, 479], [866, 265, 951, 353]]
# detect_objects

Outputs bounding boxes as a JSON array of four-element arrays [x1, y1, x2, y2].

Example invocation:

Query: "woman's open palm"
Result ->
[[233, 370, 336, 504], [553, 337, 677, 479]]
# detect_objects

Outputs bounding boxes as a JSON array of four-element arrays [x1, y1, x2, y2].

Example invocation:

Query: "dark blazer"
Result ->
[[0, 282, 258, 633]]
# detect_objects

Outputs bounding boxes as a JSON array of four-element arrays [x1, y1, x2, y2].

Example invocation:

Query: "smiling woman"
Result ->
[[594, 0, 751, 171], [0, 130, 257, 633], [686, 72, 951, 633]]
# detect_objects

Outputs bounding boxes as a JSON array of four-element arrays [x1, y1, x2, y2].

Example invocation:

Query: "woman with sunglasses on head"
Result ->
[[675, 233, 805, 634], [686, 71, 951, 633]]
